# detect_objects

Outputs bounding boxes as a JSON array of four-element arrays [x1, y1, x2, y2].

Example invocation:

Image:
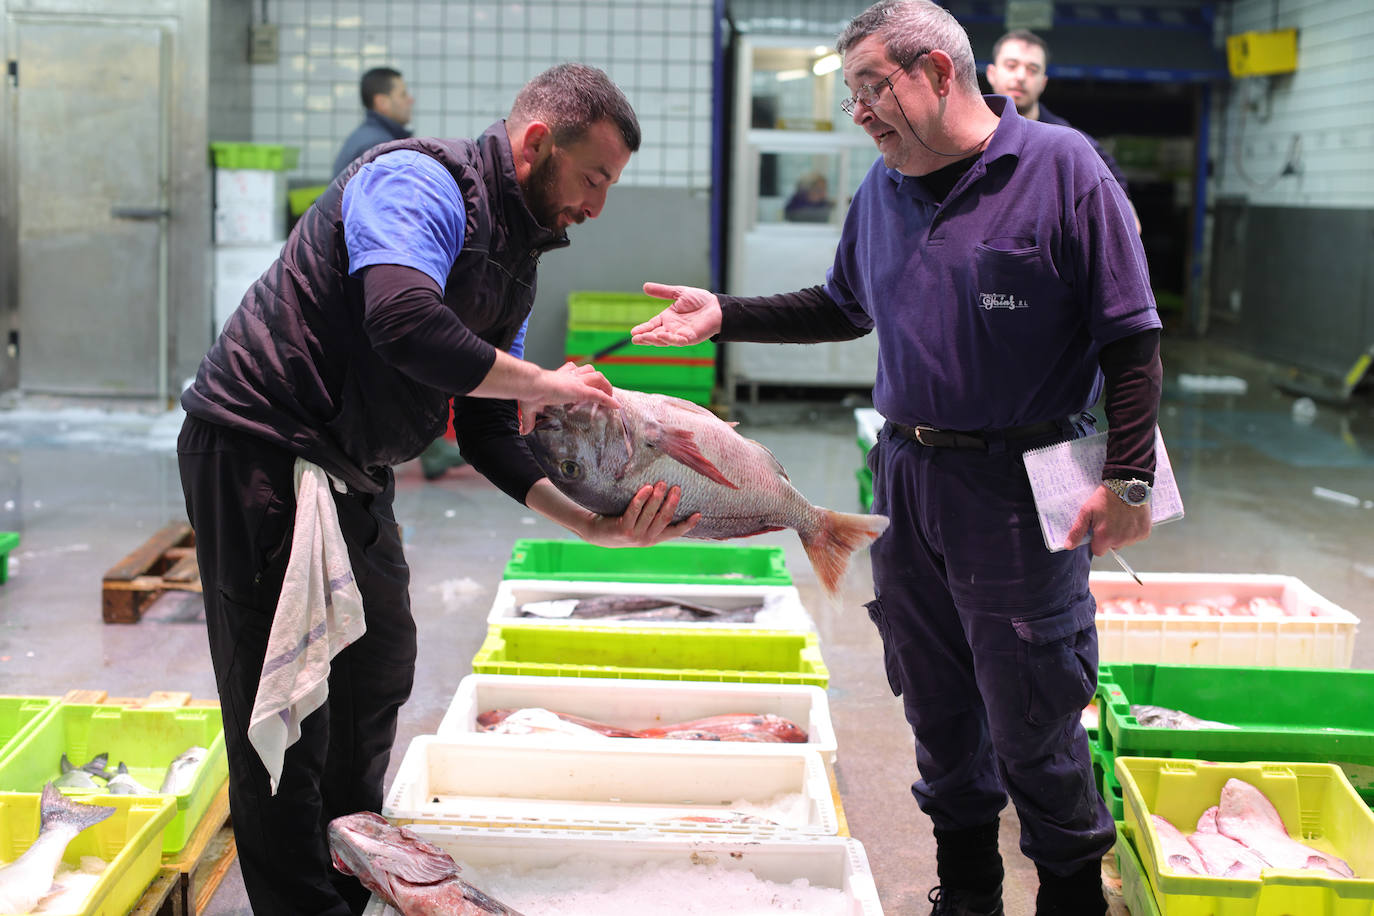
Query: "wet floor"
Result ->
[[0, 333, 1369, 915]]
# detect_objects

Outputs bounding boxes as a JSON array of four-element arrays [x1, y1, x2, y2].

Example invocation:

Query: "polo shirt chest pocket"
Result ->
[[971, 237, 1058, 313]]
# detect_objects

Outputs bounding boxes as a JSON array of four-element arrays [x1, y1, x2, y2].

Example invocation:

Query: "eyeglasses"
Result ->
[[840, 50, 930, 116]]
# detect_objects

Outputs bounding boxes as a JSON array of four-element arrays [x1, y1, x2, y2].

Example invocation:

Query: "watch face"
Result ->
[[1125, 482, 1149, 504]]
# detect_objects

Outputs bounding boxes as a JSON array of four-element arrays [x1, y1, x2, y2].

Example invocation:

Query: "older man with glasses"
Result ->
[[633, 2, 1162, 914]]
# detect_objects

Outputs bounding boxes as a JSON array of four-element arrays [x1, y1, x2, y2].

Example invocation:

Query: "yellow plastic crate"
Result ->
[[1117, 757, 1374, 915], [473, 625, 829, 687], [0, 791, 174, 916], [0, 704, 227, 853]]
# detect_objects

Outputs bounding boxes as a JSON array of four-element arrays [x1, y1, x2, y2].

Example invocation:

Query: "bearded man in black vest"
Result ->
[[178, 64, 698, 915]]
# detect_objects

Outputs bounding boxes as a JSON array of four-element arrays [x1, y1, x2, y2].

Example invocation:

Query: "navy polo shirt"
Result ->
[[825, 96, 1159, 431]]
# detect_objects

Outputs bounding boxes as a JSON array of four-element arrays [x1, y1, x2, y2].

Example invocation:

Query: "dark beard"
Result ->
[[522, 153, 570, 231]]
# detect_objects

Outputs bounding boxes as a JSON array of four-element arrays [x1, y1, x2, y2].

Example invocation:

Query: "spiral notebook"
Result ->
[[1021, 426, 1184, 552]]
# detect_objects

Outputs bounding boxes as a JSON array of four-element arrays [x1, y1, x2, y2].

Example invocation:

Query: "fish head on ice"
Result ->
[[328, 812, 462, 896], [526, 399, 636, 516]]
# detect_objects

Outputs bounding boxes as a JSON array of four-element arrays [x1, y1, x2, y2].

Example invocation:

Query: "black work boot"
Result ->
[[1035, 860, 1107, 916], [928, 822, 1005, 916]]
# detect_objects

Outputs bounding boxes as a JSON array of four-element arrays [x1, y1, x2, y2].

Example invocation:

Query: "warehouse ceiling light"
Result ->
[[775, 68, 810, 81], [813, 54, 842, 76]]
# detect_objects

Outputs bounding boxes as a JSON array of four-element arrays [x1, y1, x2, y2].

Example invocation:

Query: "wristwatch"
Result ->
[[1104, 478, 1151, 507]]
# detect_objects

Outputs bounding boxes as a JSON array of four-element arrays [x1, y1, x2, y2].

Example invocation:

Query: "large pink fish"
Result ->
[[1188, 805, 1270, 878], [1215, 778, 1354, 877], [328, 812, 524, 915], [528, 388, 889, 595], [1150, 814, 1204, 875]]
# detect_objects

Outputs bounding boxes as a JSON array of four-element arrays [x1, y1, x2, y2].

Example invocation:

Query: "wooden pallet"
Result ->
[[129, 782, 236, 916], [102, 521, 200, 623], [60, 688, 220, 709]]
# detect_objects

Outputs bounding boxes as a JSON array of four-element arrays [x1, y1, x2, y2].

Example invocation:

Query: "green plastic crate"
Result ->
[[288, 183, 329, 216], [209, 142, 299, 171], [0, 704, 227, 853], [1115, 822, 1164, 916], [856, 467, 873, 512], [567, 291, 672, 330], [0, 531, 18, 583], [472, 625, 829, 687], [1118, 757, 1374, 916], [0, 696, 58, 763], [1097, 664, 1374, 803], [503, 539, 791, 586], [1091, 740, 1127, 820], [0, 791, 174, 916], [565, 328, 716, 393]]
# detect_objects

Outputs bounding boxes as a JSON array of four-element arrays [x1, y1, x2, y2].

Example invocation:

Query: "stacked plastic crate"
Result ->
[[564, 291, 717, 406], [0, 695, 229, 913], [1083, 573, 1367, 912], [369, 539, 883, 914], [209, 142, 296, 337]]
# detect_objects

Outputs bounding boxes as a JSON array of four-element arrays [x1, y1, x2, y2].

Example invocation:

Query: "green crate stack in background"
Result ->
[[565, 291, 716, 405]]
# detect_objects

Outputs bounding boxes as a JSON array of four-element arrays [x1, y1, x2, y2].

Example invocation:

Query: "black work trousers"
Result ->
[[177, 416, 416, 915]]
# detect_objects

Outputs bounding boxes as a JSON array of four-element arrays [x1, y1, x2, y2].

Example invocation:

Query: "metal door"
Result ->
[[12, 17, 169, 395]]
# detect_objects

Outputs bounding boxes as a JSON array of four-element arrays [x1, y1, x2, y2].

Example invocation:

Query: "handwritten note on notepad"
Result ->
[[1021, 427, 1184, 552]]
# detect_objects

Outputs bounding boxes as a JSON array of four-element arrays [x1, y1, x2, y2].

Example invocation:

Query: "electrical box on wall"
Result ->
[[1226, 28, 1298, 78], [249, 24, 279, 64]]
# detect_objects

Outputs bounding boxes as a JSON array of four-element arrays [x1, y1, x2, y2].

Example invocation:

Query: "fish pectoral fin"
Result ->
[[653, 428, 738, 488]]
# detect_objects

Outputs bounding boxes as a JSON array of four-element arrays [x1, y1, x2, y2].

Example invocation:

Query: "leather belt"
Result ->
[[888, 417, 1074, 450]]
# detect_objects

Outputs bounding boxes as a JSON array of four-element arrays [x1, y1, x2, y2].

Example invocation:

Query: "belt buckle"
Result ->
[[913, 425, 939, 446]]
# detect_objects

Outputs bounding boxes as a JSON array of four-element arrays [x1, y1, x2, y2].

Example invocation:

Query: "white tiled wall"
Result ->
[[250, 0, 716, 189]]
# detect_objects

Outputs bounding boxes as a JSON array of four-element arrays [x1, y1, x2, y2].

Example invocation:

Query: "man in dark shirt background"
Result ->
[[985, 29, 1142, 233], [333, 67, 467, 478], [332, 67, 415, 179]]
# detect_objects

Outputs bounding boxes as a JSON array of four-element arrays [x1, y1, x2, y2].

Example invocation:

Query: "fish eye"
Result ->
[[559, 459, 582, 480]]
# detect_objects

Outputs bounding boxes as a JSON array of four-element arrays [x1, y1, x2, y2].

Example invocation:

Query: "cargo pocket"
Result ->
[[865, 598, 903, 696], [1011, 599, 1097, 726]]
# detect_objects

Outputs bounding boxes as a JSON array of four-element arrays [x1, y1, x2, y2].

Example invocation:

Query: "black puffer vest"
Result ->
[[182, 123, 568, 494]]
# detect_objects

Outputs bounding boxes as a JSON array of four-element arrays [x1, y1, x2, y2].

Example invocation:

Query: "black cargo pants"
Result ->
[[177, 416, 416, 915]]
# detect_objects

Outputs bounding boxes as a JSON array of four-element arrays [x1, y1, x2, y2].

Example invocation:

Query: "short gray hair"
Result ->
[[837, 0, 980, 96], [509, 63, 641, 152]]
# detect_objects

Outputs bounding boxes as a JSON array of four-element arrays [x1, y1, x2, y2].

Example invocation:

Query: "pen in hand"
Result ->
[[1109, 548, 1143, 586]]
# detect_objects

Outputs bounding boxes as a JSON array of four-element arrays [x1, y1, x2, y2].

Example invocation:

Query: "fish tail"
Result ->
[[800, 509, 889, 597], [40, 781, 116, 833]]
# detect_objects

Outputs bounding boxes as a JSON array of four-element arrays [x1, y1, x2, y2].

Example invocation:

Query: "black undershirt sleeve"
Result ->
[[361, 263, 544, 504], [716, 286, 870, 343], [360, 264, 496, 395], [1099, 328, 1162, 484], [453, 396, 546, 505]]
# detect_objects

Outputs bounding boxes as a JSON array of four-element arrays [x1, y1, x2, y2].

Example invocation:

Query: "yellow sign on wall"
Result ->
[[1226, 28, 1298, 78]]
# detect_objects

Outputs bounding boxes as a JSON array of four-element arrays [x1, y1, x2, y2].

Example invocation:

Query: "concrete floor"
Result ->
[[0, 334, 1370, 915]]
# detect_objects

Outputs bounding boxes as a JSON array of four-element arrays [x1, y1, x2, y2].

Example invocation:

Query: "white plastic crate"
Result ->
[[360, 827, 882, 915], [854, 407, 882, 451], [437, 674, 838, 765], [1091, 572, 1359, 667], [488, 578, 815, 632], [383, 735, 838, 836]]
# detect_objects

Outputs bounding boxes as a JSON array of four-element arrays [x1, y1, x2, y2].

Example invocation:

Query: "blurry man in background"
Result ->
[[333, 67, 415, 179], [985, 30, 1141, 233], [334, 67, 465, 477]]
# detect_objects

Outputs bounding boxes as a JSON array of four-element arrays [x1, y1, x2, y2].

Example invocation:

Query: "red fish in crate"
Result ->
[[328, 812, 524, 915]]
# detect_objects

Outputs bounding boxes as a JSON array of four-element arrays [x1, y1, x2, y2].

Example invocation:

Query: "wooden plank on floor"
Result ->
[[103, 522, 193, 581], [164, 781, 235, 916], [130, 868, 180, 916]]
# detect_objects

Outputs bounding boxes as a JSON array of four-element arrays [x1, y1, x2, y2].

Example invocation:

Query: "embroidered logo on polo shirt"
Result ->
[[979, 292, 1028, 310]]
